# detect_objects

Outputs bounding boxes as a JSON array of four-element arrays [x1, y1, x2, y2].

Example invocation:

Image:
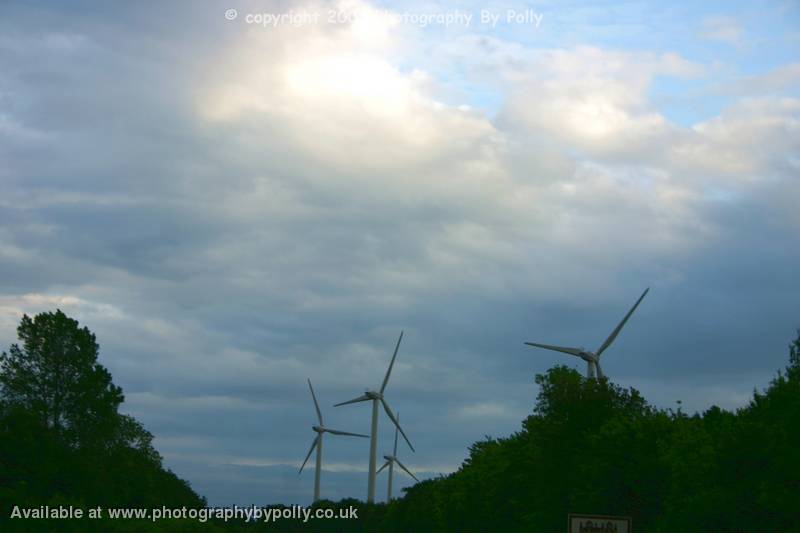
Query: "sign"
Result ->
[[567, 514, 631, 533]]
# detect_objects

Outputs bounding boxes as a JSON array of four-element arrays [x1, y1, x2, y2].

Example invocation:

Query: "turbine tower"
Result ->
[[377, 413, 419, 501], [335, 331, 414, 503], [299, 379, 369, 502], [525, 288, 649, 379]]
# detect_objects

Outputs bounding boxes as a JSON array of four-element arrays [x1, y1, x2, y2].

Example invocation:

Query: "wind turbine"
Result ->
[[335, 331, 414, 503], [299, 379, 369, 502], [525, 288, 649, 379], [377, 413, 419, 501]]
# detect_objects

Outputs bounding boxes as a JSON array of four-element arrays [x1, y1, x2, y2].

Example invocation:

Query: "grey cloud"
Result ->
[[1, 0, 798, 506]]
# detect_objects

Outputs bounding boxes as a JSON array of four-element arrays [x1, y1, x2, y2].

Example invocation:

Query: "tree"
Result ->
[[264, 331, 800, 533], [788, 329, 800, 372], [0, 309, 123, 448], [0, 310, 207, 523]]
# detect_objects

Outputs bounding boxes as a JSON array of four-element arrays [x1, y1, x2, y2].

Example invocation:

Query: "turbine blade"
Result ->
[[380, 331, 404, 394], [334, 393, 371, 407], [377, 460, 391, 474], [596, 288, 649, 357], [524, 342, 583, 357], [324, 428, 369, 438], [395, 459, 419, 482], [595, 361, 605, 380], [381, 399, 414, 452], [308, 379, 323, 426], [393, 413, 400, 456], [298, 435, 319, 475]]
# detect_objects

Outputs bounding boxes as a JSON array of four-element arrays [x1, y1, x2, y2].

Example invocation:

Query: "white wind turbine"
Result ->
[[334, 331, 414, 503], [299, 379, 369, 502], [377, 413, 419, 501], [525, 288, 649, 379]]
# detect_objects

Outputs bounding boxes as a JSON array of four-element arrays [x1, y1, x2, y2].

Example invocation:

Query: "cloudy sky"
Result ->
[[1, 0, 798, 506]]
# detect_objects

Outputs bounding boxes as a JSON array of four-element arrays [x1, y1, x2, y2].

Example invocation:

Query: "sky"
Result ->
[[1, 0, 799, 507]]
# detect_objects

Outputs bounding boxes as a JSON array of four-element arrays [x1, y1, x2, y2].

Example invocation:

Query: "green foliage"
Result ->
[[0, 310, 123, 448], [266, 329, 800, 532], [0, 310, 206, 529], [2, 311, 798, 532]]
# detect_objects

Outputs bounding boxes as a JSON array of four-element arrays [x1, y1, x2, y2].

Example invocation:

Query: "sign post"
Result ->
[[567, 514, 632, 533]]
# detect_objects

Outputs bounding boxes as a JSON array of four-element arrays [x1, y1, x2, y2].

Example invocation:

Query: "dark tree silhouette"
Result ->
[[0, 310, 210, 531], [264, 330, 800, 533], [3, 311, 798, 532], [0, 309, 122, 448]]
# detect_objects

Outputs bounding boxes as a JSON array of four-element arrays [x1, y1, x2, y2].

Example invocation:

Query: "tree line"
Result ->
[[276, 333, 800, 532], [1, 309, 798, 531]]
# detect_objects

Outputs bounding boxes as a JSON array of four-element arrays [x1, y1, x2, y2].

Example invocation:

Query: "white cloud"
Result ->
[[456, 401, 522, 420], [730, 63, 800, 95], [0, 293, 125, 336], [699, 16, 743, 46]]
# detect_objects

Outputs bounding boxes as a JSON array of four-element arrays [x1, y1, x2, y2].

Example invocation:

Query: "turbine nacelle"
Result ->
[[377, 454, 419, 484], [364, 390, 383, 400]]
